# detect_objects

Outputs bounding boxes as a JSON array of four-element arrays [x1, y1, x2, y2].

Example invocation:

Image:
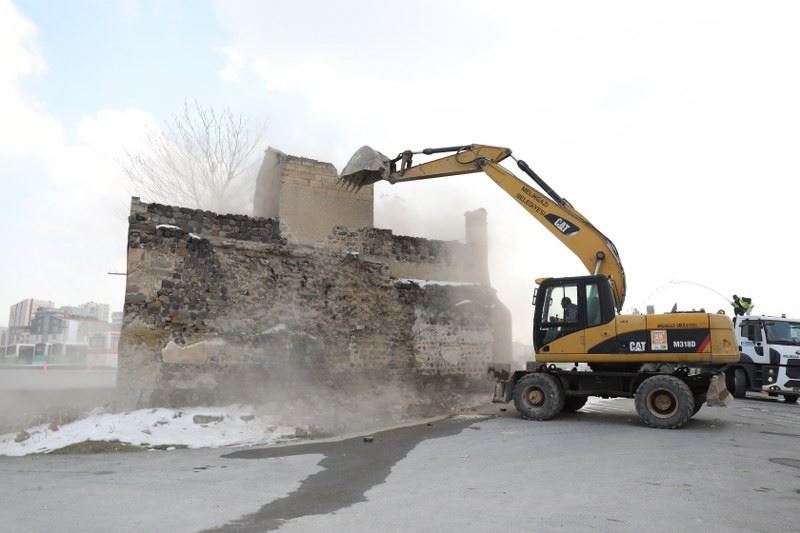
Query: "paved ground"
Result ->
[[0, 367, 116, 391], [0, 368, 116, 433], [1, 396, 798, 533]]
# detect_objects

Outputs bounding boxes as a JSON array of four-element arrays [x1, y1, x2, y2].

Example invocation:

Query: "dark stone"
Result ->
[[193, 414, 225, 425]]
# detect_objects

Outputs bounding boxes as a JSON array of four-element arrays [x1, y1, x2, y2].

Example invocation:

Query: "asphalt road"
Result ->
[[0, 367, 116, 391], [0, 368, 116, 433], [1, 396, 798, 533]]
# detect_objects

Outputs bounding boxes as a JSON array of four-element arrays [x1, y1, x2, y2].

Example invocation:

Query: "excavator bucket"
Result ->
[[705, 372, 733, 407], [338, 146, 392, 190]]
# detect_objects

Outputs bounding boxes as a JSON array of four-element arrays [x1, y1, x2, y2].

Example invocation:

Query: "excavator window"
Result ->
[[538, 284, 580, 344], [586, 284, 603, 327]]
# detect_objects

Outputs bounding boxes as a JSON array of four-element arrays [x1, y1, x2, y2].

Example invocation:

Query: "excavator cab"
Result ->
[[533, 275, 616, 352]]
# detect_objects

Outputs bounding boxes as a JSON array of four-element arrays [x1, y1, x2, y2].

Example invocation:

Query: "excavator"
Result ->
[[339, 144, 738, 429]]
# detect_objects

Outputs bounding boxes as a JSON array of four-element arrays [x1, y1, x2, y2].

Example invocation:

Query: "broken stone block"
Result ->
[[15, 430, 30, 443], [161, 339, 227, 365]]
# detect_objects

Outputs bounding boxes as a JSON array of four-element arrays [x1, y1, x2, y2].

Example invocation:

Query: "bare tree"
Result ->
[[123, 101, 265, 214]]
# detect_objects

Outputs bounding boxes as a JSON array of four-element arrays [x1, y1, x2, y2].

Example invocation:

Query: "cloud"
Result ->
[[0, 0, 63, 158], [0, 1, 155, 321], [217, 45, 245, 82]]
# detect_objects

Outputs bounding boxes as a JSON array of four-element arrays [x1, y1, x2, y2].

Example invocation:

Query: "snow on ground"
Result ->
[[0, 405, 298, 457]]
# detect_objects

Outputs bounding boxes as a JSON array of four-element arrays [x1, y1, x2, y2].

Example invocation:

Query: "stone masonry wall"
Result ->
[[119, 199, 506, 409], [251, 147, 492, 286], [324, 226, 486, 284], [253, 147, 373, 245]]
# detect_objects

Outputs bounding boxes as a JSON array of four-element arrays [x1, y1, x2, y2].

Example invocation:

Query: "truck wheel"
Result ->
[[784, 394, 799, 404], [562, 395, 588, 413], [512, 373, 565, 420], [692, 393, 706, 416], [732, 368, 748, 398], [635, 375, 694, 429]]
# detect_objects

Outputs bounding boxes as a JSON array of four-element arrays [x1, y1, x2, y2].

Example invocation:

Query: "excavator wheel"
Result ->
[[512, 373, 565, 420], [634, 375, 694, 429], [562, 395, 589, 413]]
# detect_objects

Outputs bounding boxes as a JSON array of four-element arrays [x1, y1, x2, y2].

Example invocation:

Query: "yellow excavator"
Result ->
[[339, 144, 738, 429]]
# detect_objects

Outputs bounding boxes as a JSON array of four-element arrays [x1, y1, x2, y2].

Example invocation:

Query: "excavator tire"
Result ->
[[512, 373, 565, 420], [562, 395, 589, 413], [732, 368, 748, 399], [784, 394, 799, 404], [634, 375, 694, 429]]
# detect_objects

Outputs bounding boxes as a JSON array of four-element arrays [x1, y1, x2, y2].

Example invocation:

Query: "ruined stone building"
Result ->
[[118, 148, 512, 408]]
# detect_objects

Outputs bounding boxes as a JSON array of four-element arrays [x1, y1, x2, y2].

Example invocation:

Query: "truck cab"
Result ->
[[729, 315, 800, 403]]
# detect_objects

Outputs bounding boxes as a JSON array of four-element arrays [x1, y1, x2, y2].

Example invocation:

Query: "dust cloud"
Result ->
[[202, 329, 489, 439], [0, 372, 116, 434], [374, 180, 540, 348]]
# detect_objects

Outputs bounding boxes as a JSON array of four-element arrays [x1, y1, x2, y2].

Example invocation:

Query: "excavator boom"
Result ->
[[339, 144, 627, 310]]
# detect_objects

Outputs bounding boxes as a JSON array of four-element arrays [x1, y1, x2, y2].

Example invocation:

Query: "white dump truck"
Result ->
[[728, 315, 800, 403]]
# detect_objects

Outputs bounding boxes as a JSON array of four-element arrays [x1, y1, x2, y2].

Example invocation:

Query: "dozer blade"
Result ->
[[338, 145, 391, 190], [705, 372, 733, 407]]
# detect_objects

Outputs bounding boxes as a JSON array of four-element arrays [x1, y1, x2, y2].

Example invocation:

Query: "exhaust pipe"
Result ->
[[338, 146, 392, 190]]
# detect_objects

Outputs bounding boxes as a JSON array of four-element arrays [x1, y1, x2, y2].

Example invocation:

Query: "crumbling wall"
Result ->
[[253, 147, 373, 244], [119, 199, 506, 409], [324, 227, 486, 283], [253, 147, 493, 286]]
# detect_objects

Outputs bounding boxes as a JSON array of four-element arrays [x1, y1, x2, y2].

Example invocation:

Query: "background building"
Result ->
[[6, 298, 54, 351], [60, 302, 110, 322], [4, 299, 119, 366]]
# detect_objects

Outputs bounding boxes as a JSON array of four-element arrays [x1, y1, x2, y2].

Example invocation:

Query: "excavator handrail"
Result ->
[[339, 143, 627, 311]]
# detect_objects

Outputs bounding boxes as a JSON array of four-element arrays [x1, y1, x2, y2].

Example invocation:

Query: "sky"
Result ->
[[1, 0, 800, 342]]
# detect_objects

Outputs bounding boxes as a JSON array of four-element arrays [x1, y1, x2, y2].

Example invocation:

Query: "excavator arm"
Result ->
[[339, 144, 627, 311]]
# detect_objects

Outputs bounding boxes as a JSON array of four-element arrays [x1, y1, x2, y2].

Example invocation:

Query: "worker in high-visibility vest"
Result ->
[[732, 294, 754, 316]]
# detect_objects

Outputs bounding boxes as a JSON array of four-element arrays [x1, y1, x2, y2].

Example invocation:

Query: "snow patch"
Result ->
[[0, 405, 298, 457], [188, 232, 203, 240], [156, 224, 183, 231], [454, 300, 472, 307]]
